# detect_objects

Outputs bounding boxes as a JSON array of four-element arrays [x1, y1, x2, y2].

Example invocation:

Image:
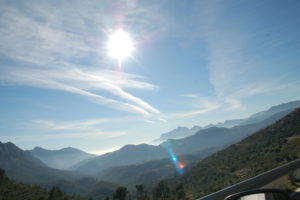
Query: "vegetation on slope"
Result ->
[[0, 168, 47, 200], [97, 154, 200, 186], [0, 142, 76, 184], [178, 107, 300, 199], [76, 107, 292, 187], [99, 107, 300, 200], [0, 141, 117, 199], [0, 168, 89, 200], [42, 177, 117, 200]]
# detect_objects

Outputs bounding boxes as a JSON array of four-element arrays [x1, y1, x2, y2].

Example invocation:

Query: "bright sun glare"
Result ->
[[107, 30, 134, 63]]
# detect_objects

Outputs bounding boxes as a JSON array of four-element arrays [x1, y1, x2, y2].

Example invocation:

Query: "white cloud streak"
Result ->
[[30, 115, 143, 132], [172, 1, 300, 112], [166, 103, 220, 119], [0, 66, 158, 116], [224, 98, 245, 111], [0, 0, 166, 117], [1, 0, 298, 130], [2, 131, 127, 142], [32, 119, 111, 131], [180, 93, 200, 98]]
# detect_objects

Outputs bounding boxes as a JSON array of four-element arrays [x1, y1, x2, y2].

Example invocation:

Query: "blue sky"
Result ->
[[0, 0, 299, 154]]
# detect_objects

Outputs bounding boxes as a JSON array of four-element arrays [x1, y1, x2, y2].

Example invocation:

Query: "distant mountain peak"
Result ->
[[153, 126, 202, 143], [0, 142, 24, 155], [1, 141, 17, 147], [71, 100, 300, 178], [63, 146, 79, 150], [176, 126, 188, 130], [268, 100, 300, 111], [121, 143, 153, 151], [33, 146, 46, 151], [60, 147, 82, 152], [28, 146, 96, 170]]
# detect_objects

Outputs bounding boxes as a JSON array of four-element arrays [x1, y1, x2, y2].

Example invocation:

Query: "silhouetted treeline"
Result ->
[[104, 181, 188, 200]]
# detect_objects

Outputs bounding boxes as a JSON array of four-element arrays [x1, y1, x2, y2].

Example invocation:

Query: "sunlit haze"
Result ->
[[107, 29, 134, 64]]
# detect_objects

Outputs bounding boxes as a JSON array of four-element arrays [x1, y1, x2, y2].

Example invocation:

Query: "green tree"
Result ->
[[136, 184, 149, 200], [173, 183, 186, 200], [49, 186, 65, 200], [153, 181, 170, 200], [113, 186, 128, 200], [0, 168, 6, 180], [136, 184, 144, 197]]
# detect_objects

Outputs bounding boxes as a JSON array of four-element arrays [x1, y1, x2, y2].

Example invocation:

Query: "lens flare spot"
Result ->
[[179, 163, 185, 169], [172, 156, 177, 161]]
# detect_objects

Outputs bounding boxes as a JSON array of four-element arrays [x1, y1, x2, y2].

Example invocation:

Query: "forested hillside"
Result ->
[[178, 107, 300, 199], [72, 108, 292, 177], [91, 107, 300, 200], [97, 154, 200, 185], [0, 168, 88, 200], [0, 142, 117, 199], [87, 108, 295, 187]]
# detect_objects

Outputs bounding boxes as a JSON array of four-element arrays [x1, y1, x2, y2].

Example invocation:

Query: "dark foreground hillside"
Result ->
[[178, 107, 300, 199], [0, 141, 117, 199], [0, 168, 89, 200]]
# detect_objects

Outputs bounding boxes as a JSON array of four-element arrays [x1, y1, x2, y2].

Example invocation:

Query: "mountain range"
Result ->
[[152, 100, 300, 144], [19, 100, 299, 176], [97, 154, 201, 186], [0, 142, 117, 198], [178, 106, 300, 199], [0, 142, 77, 184], [0, 100, 299, 198], [71, 101, 300, 177], [70, 143, 169, 175], [27, 146, 96, 170], [151, 126, 202, 144], [73, 108, 295, 185]]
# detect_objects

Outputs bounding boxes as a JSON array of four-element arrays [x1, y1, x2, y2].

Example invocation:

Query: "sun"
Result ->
[[107, 29, 134, 63]]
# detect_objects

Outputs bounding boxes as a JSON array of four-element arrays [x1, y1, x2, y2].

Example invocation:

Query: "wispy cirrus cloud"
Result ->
[[168, 1, 300, 113], [0, 65, 159, 116], [224, 98, 245, 111], [167, 104, 219, 119], [2, 131, 127, 142], [30, 115, 144, 132], [32, 118, 111, 131], [180, 93, 200, 98], [0, 0, 167, 117], [0, 0, 168, 65], [166, 95, 220, 119], [178, 93, 245, 116], [199, 1, 300, 104]]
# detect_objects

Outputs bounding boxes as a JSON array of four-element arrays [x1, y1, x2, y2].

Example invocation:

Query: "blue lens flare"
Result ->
[[171, 156, 177, 161], [162, 141, 185, 174]]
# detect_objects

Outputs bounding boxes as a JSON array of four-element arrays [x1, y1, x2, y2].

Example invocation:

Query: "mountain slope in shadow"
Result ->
[[72, 107, 295, 176], [177, 107, 300, 199], [0, 141, 117, 199], [0, 142, 76, 184]]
